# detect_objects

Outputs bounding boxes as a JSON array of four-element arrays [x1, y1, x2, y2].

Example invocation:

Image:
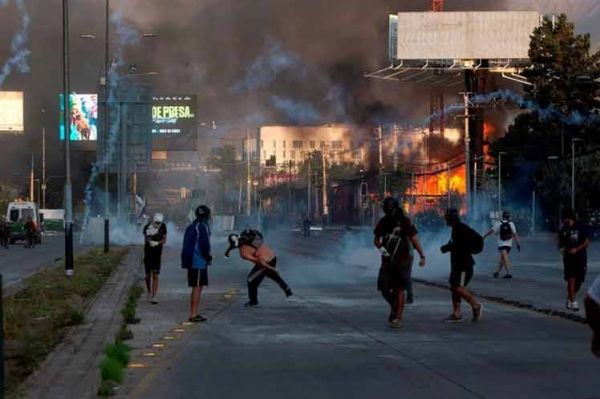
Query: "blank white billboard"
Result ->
[[0, 91, 24, 133], [396, 11, 540, 60]]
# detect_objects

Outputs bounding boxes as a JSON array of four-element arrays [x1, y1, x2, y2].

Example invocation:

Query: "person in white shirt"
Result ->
[[483, 211, 521, 279], [584, 275, 600, 358]]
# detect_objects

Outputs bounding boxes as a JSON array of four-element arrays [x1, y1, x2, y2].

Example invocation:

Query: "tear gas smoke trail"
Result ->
[[81, 11, 141, 243], [270, 95, 320, 124], [0, 0, 31, 87]]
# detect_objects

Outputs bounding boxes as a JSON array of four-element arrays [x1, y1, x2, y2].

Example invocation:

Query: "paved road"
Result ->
[[123, 237, 599, 399], [0, 233, 85, 290]]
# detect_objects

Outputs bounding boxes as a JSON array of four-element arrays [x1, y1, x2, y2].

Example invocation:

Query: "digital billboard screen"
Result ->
[[0, 91, 24, 133], [59, 93, 98, 141], [152, 95, 197, 135]]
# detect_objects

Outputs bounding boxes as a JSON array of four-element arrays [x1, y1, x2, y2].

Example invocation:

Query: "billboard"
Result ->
[[152, 95, 197, 135], [0, 91, 24, 133], [395, 11, 540, 61], [59, 94, 98, 141]]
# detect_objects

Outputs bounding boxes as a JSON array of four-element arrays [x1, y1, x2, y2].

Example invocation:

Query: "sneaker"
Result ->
[[188, 315, 207, 323], [406, 296, 414, 304], [566, 301, 573, 310], [388, 318, 402, 329], [571, 301, 580, 311], [502, 274, 513, 279], [244, 301, 260, 308], [151, 297, 158, 305], [493, 272, 499, 278], [284, 288, 293, 297], [473, 304, 483, 322], [444, 314, 464, 323]]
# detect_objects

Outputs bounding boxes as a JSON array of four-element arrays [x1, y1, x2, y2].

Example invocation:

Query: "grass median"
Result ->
[[3, 247, 129, 396]]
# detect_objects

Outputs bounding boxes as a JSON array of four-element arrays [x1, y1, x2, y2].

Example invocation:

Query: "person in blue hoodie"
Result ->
[[181, 205, 213, 322]]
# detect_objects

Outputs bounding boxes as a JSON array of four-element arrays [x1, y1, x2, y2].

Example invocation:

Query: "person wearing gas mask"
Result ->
[[181, 205, 213, 322], [143, 213, 167, 304], [373, 197, 426, 329], [225, 229, 292, 308]]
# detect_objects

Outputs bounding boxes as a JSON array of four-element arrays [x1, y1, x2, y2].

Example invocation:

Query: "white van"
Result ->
[[6, 201, 42, 244]]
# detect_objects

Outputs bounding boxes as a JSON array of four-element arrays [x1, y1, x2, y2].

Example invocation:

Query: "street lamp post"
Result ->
[[62, 0, 74, 276], [103, 0, 110, 253], [547, 155, 560, 228], [571, 138, 583, 211], [497, 151, 507, 214]]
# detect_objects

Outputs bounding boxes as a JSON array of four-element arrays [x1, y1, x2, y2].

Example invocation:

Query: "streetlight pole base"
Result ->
[[104, 218, 110, 253]]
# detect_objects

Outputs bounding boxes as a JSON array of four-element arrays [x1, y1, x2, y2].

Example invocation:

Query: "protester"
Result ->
[[559, 209, 590, 312], [303, 216, 311, 237], [483, 211, 521, 279], [24, 217, 37, 249], [0, 216, 10, 248], [181, 205, 212, 322], [373, 197, 426, 328], [225, 229, 292, 307], [584, 275, 600, 358], [440, 208, 483, 323], [143, 213, 167, 304]]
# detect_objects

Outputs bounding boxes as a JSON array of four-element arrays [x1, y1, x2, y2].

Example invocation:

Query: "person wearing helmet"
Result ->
[[373, 197, 426, 329], [440, 209, 483, 323], [181, 205, 213, 322], [225, 229, 292, 307], [483, 210, 521, 279], [143, 213, 168, 304]]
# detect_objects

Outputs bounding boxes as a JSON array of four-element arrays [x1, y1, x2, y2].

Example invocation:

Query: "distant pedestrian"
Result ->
[[559, 209, 590, 312], [373, 197, 426, 328], [483, 211, 521, 279], [225, 229, 292, 307], [440, 208, 483, 323], [303, 216, 311, 237], [143, 213, 167, 304], [0, 217, 10, 248], [584, 275, 600, 358], [24, 217, 36, 249], [181, 205, 213, 322]]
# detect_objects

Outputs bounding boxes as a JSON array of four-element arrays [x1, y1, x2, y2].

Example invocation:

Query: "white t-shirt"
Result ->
[[492, 220, 517, 247], [588, 275, 600, 305]]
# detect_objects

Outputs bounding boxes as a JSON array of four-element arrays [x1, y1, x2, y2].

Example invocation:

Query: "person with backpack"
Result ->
[[181, 205, 213, 322], [483, 211, 521, 279], [559, 209, 590, 312], [440, 208, 483, 323], [143, 213, 167, 304], [373, 197, 426, 328], [225, 229, 293, 307]]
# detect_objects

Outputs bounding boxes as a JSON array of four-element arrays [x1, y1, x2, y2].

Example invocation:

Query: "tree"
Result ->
[[491, 14, 600, 215]]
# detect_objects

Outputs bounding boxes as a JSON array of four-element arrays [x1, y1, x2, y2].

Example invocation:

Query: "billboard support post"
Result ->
[[42, 109, 46, 209], [62, 0, 74, 276], [461, 92, 472, 216]]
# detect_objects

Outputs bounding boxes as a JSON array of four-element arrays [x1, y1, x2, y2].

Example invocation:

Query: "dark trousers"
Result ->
[[247, 258, 289, 303], [0, 233, 8, 248], [26, 234, 35, 248]]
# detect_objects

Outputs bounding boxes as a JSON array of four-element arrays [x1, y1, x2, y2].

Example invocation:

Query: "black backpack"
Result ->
[[466, 226, 484, 254], [499, 222, 513, 241]]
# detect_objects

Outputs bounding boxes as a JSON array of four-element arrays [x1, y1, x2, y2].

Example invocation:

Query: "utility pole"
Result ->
[[63, 0, 74, 276], [103, 0, 110, 253], [393, 124, 398, 171], [446, 162, 451, 208], [29, 154, 35, 203], [460, 92, 472, 215], [378, 125, 383, 167], [498, 152, 507, 213], [322, 150, 328, 224], [42, 109, 47, 209], [307, 153, 312, 217], [246, 130, 251, 217], [571, 138, 583, 211]]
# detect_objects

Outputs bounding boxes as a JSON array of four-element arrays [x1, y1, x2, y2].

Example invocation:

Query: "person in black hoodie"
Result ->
[[440, 209, 483, 323]]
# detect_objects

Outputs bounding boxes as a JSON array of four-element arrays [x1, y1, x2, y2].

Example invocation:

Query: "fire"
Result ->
[[407, 165, 466, 197]]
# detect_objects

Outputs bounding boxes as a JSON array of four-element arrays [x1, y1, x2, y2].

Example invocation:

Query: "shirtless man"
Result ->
[[225, 230, 293, 307]]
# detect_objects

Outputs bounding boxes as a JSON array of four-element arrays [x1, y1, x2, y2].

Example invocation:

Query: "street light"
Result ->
[[497, 151, 507, 214], [571, 138, 584, 210], [62, 0, 74, 276], [547, 155, 560, 228]]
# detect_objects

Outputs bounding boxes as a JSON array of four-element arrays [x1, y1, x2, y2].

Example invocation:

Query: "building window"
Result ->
[[260, 140, 264, 149], [273, 140, 276, 148], [320, 141, 325, 148], [291, 150, 296, 159], [283, 150, 286, 159], [310, 140, 316, 149], [283, 140, 286, 148], [332, 140, 342, 149], [293, 140, 303, 149]]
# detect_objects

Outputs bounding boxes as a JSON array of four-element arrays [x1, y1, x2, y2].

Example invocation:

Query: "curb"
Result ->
[[24, 248, 142, 399]]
